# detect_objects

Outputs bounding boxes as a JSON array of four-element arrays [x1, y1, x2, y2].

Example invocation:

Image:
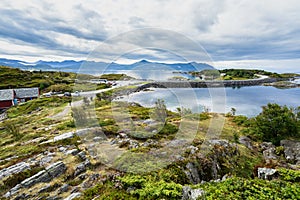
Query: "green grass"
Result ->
[[7, 96, 71, 118], [0, 95, 77, 169], [0, 66, 77, 90]]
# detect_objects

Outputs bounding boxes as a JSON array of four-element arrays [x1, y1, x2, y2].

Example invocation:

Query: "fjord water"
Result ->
[[124, 86, 300, 117]]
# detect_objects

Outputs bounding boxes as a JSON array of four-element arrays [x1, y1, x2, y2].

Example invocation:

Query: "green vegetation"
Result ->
[[128, 105, 150, 120], [7, 96, 70, 118], [151, 99, 167, 123], [196, 176, 300, 200], [0, 66, 77, 90], [219, 69, 283, 79], [126, 180, 182, 199], [118, 171, 183, 199], [220, 69, 259, 79], [229, 104, 300, 145], [190, 69, 220, 80], [72, 82, 110, 92], [2, 120, 21, 140], [82, 181, 137, 200], [278, 168, 300, 182], [189, 69, 297, 81], [250, 103, 299, 145], [280, 73, 300, 78], [100, 73, 133, 80], [0, 66, 113, 93], [0, 96, 74, 167]]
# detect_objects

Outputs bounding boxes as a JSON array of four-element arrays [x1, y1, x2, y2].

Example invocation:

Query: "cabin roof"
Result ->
[[0, 87, 39, 101], [0, 89, 14, 101], [14, 88, 39, 99]]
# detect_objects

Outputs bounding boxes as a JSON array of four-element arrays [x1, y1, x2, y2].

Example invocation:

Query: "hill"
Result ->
[[0, 58, 214, 74]]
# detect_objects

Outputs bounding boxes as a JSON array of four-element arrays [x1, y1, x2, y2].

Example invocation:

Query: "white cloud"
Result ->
[[0, 0, 299, 71], [214, 59, 300, 73]]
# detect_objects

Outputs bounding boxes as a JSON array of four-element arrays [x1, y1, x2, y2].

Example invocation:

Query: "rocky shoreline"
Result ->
[[136, 77, 289, 89]]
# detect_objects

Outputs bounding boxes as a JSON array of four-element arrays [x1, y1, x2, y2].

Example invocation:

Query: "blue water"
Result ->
[[124, 86, 300, 117]]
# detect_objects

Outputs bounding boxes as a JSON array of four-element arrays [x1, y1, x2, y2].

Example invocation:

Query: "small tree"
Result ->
[[231, 107, 236, 116], [176, 107, 192, 116], [151, 99, 167, 123], [254, 103, 298, 145]]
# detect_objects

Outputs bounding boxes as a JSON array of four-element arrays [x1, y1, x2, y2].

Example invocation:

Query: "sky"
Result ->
[[0, 0, 299, 72]]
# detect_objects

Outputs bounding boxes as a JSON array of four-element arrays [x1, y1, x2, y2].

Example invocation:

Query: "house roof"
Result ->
[[0, 87, 39, 101], [0, 89, 14, 101], [15, 88, 39, 99]]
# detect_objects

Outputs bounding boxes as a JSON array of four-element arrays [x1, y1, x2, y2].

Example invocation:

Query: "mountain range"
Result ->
[[0, 58, 214, 74]]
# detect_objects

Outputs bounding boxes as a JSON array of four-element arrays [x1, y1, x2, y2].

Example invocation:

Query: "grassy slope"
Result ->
[[0, 67, 299, 199], [0, 66, 78, 90], [0, 93, 299, 199]]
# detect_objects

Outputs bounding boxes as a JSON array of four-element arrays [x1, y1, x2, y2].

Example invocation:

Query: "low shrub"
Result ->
[[197, 177, 300, 200], [278, 168, 300, 182], [119, 174, 182, 200], [199, 112, 210, 121], [158, 123, 178, 136]]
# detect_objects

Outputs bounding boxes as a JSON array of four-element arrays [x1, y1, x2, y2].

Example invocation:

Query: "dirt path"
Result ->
[[49, 100, 83, 120]]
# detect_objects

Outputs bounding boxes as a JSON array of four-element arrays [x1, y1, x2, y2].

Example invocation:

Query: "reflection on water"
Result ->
[[123, 86, 300, 117]]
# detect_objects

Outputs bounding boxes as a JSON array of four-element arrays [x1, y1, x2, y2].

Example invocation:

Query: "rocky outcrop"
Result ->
[[260, 142, 278, 164], [185, 162, 201, 184], [59, 184, 69, 193], [280, 140, 300, 164], [38, 184, 51, 194], [111, 137, 140, 149], [257, 168, 277, 180], [65, 149, 79, 156], [0, 162, 30, 180], [4, 161, 66, 198], [21, 170, 52, 188], [41, 131, 74, 144], [184, 140, 238, 184], [74, 163, 87, 177], [41, 127, 105, 144], [0, 111, 7, 121], [64, 192, 81, 200], [260, 142, 274, 151], [182, 186, 205, 200], [46, 161, 67, 179], [239, 136, 254, 150]]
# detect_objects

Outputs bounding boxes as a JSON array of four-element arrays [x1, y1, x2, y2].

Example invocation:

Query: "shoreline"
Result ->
[[136, 77, 290, 89]]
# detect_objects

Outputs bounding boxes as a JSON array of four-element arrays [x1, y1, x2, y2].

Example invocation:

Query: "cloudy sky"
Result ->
[[0, 0, 299, 71]]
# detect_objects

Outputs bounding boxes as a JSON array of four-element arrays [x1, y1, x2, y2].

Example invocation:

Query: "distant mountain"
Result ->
[[0, 58, 214, 74]]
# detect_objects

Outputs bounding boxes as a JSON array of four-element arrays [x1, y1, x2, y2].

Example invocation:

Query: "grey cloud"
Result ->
[[0, 5, 107, 56], [0, 0, 299, 66], [87, 28, 212, 63]]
